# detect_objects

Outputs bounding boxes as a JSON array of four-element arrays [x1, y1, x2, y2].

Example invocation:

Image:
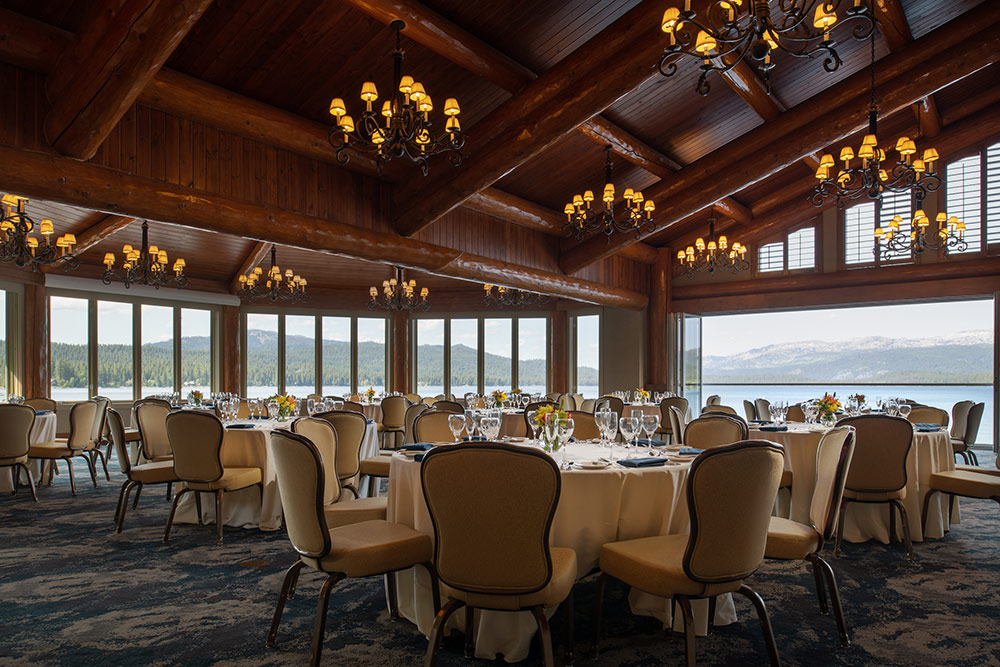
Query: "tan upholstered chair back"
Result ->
[[743, 400, 757, 421], [569, 411, 601, 440], [140, 397, 172, 409], [468, 397, 487, 409], [434, 400, 464, 414], [166, 410, 225, 483], [414, 410, 459, 443], [422, 443, 560, 595], [404, 393, 420, 403], [669, 406, 685, 445], [809, 426, 855, 541], [579, 398, 596, 413], [594, 396, 625, 416], [342, 400, 365, 414], [314, 410, 366, 481], [702, 404, 737, 416], [421, 396, 439, 406], [557, 394, 576, 411], [67, 400, 99, 450], [270, 430, 331, 559], [292, 417, 341, 504], [0, 404, 35, 460], [963, 402, 984, 446], [950, 400, 974, 439], [684, 441, 783, 584], [705, 394, 721, 406], [660, 397, 689, 434], [754, 399, 771, 420], [545, 392, 561, 402], [839, 415, 912, 493], [90, 396, 110, 445], [684, 414, 748, 450], [136, 401, 173, 460], [572, 393, 584, 409], [907, 406, 948, 427], [787, 404, 805, 422], [24, 398, 56, 412], [106, 408, 131, 476], [403, 402, 430, 445], [381, 396, 409, 428]]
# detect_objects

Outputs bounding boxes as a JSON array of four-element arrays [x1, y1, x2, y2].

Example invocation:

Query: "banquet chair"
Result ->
[[684, 414, 748, 450], [921, 449, 1000, 536], [108, 408, 178, 533], [0, 404, 38, 502], [705, 394, 721, 406], [569, 411, 601, 440], [380, 396, 409, 450], [89, 396, 112, 481], [545, 392, 561, 402], [668, 406, 686, 446], [349, 394, 363, 402], [135, 400, 175, 498], [293, 417, 388, 521], [28, 399, 100, 496], [402, 403, 430, 446], [579, 398, 596, 413], [755, 399, 772, 421], [787, 404, 806, 422], [558, 393, 576, 411], [468, 396, 487, 409], [422, 443, 576, 667], [404, 393, 421, 403], [523, 401, 557, 433], [835, 415, 914, 561], [950, 401, 974, 462], [743, 400, 758, 422], [266, 430, 439, 667], [702, 404, 737, 416], [24, 397, 56, 413], [594, 441, 785, 666], [657, 397, 689, 443], [434, 400, 464, 414], [950, 402, 984, 466], [313, 410, 368, 499], [140, 397, 173, 408], [906, 406, 949, 427], [421, 396, 439, 406], [764, 426, 855, 646], [163, 410, 262, 546], [414, 410, 459, 444], [572, 393, 584, 410], [342, 401, 365, 414], [594, 395, 625, 417]]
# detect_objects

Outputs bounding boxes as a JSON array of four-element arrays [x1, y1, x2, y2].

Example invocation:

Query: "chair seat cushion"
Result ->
[[950, 438, 967, 452], [305, 520, 432, 578], [323, 496, 388, 528], [130, 460, 178, 484], [779, 469, 792, 488], [929, 470, 1000, 499], [443, 547, 577, 611], [359, 455, 392, 478], [28, 442, 74, 458], [184, 467, 262, 491], [844, 487, 905, 502], [123, 427, 142, 442], [600, 534, 740, 598], [764, 517, 820, 560], [955, 466, 1000, 477], [0, 454, 28, 466]]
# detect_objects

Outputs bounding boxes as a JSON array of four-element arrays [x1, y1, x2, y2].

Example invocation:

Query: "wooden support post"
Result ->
[[648, 248, 672, 387], [221, 306, 241, 395], [390, 310, 410, 394], [23, 284, 48, 398], [550, 310, 568, 395]]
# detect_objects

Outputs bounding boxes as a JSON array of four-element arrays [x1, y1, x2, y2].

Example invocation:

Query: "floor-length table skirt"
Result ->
[[387, 443, 736, 662], [0, 413, 58, 492], [750, 425, 957, 542], [172, 420, 379, 530]]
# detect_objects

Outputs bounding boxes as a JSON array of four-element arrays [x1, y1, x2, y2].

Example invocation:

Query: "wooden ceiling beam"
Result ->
[[0, 144, 647, 309], [72, 214, 135, 255], [42, 0, 212, 159], [559, 6, 1000, 273], [464, 188, 561, 234], [230, 242, 272, 294], [876, 0, 942, 139]]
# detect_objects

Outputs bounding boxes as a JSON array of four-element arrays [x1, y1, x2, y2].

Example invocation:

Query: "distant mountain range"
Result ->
[[703, 330, 991, 384]]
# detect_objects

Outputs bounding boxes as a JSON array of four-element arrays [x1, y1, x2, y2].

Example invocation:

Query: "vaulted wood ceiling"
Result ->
[[0, 0, 995, 307]]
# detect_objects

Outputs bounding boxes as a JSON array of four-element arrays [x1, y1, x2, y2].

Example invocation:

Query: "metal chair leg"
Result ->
[[163, 488, 190, 543], [529, 605, 555, 667], [807, 553, 828, 614], [16, 463, 38, 502], [592, 571, 608, 658], [195, 491, 203, 525], [813, 554, 850, 646], [892, 499, 914, 561], [420, 562, 442, 615], [94, 448, 110, 481], [114, 480, 131, 524], [215, 489, 224, 546], [309, 574, 343, 667], [266, 561, 306, 647], [424, 598, 463, 667], [736, 584, 781, 666], [921, 488, 939, 536], [387, 571, 400, 620], [132, 482, 143, 509], [116, 481, 137, 533], [834, 499, 848, 556], [65, 458, 77, 496], [676, 595, 697, 667], [464, 604, 475, 657]]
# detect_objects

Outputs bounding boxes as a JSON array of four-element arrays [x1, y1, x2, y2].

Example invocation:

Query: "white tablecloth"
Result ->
[[749, 424, 957, 542], [387, 441, 736, 663], [0, 413, 58, 492], [174, 419, 379, 531], [362, 404, 383, 424]]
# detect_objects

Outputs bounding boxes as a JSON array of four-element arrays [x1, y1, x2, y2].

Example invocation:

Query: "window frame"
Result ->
[[940, 139, 1000, 259], [839, 194, 918, 269], [751, 221, 820, 277]]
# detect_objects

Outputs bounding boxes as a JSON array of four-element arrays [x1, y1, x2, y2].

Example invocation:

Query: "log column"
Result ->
[[390, 310, 410, 394], [23, 284, 48, 398], [550, 310, 568, 394], [648, 248, 672, 387], [221, 305, 241, 394]]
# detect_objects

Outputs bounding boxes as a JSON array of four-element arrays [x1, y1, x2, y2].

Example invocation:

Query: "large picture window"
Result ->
[[97, 301, 133, 400], [141, 304, 173, 397], [322, 317, 351, 396], [246, 313, 279, 398], [574, 314, 600, 398], [357, 318, 387, 395], [483, 318, 512, 394], [284, 315, 315, 396], [181, 308, 211, 397], [50, 296, 89, 401], [517, 318, 547, 395], [416, 319, 444, 396], [450, 319, 478, 397]]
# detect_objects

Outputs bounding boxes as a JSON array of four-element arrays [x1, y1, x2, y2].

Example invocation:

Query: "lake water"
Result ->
[[697, 384, 993, 447]]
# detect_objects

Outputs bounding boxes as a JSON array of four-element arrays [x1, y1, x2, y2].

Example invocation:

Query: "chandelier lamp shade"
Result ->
[[676, 216, 748, 276], [657, 0, 875, 96], [563, 146, 655, 239], [102, 221, 187, 289], [482, 284, 551, 309], [236, 245, 308, 303], [0, 194, 79, 272], [370, 266, 429, 312], [328, 19, 464, 176], [873, 189, 967, 261]]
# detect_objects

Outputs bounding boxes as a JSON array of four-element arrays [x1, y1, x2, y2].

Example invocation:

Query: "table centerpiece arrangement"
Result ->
[[814, 393, 842, 426], [269, 393, 298, 422]]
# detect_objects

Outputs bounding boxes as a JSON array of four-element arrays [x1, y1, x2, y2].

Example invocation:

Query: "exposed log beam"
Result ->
[[392, 1, 666, 235], [72, 213, 135, 255], [614, 242, 659, 266], [559, 6, 1000, 273], [230, 242, 272, 294], [464, 189, 561, 234], [941, 82, 1000, 126], [874, 0, 913, 51], [0, 144, 647, 309], [916, 96, 942, 138], [43, 0, 212, 159]]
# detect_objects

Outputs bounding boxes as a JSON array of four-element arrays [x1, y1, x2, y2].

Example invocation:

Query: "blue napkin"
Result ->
[[250, 415, 268, 420], [414, 453, 428, 462], [366, 418, 374, 424], [462, 435, 487, 441], [636, 438, 666, 447], [34, 409, 53, 416], [618, 457, 666, 468], [401, 442, 434, 451], [757, 425, 789, 432], [914, 423, 941, 429], [679, 447, 705, 455], [916, 425, 942, 432], [227, 423, 255, 429]]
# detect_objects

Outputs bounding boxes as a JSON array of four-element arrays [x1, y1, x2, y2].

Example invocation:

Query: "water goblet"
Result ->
[[482, 416, 502, 441], [267, 399, 279, 421], [641, 413, 660, 447], [604, 411, 619, 461], [448, 413, 467, 442], [307, 398, 317, 416], [898, 403, 912, 420], [619, 416, 639, 459], [526, 410, 539, 444], [557, 416, 575, 469]]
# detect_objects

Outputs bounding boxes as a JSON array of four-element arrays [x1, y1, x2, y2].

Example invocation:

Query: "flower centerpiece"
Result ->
[[270, 393, 298, 421], [491, 389, 508, 407], [188, 389, 203, 406], [532, 405, 569, 453], [815, 393, 842, 426], [635, 388, 650, 403], [364, 387, 376, 403]]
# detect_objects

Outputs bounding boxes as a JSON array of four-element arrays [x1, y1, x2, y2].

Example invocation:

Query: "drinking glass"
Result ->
[[558, 416, 575, 469], [522, 394, 531, 409], [619, 416, 639, 459], [480, 416, 501, 441], [526, 410, 539, 443], [267, 399, 279, 421], [805, 404, 818, 424], [307, 398, 317, 416], [885, 400, 898, 417], [898, 403, 912, 420], [642, 413, 660, 445], [448, 413, 467, 442], [605, 411, 619, 461]]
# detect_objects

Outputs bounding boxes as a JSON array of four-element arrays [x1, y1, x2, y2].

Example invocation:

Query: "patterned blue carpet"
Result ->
[[1, 456, 999, 666]]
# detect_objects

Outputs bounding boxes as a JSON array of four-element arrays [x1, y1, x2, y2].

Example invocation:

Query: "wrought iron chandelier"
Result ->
[[675, 216, 748, 276], [236, 245, 308, 303], [0, 194, 79, 272], [369, 267, 429, 312], [563, 146, 655, 240], [811, 34, 942, 208], [657, 0, 875, 96], [483, 284, 551, 309], [874, 189, 967, 260], [328, 20, 464, 176], [102, 221, 187, 289]]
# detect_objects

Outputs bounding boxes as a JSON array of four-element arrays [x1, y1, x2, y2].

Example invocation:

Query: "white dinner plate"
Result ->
[[506, 436, 528, 443], [572, 460, 611, 470]]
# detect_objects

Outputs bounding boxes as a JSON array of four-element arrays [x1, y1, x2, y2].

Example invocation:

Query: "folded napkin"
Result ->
[[679, 447, 705, 455], [757, 425, 789, 432], [618, 457, 666, 468], [636, 438, 666, 447], [914, 423, 941, 429], [34, 409, 53, 416], [462, 435, 487, 441], [366, 418, 374, 424], [750, 419, 773, 424], [401, 443, 434, 451], [916, 425, 942, 432], [227, 423, 255, 430], [414, 453, 428, 462], [250, 415, 268, 420]]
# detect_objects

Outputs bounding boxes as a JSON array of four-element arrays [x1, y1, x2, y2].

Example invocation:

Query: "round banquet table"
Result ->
[[749, 423, 958, 543], [0, 412, 58, 492], [361, 403, 383, 424], [172, 419, 379, 530], [387, 441, 737, 663]]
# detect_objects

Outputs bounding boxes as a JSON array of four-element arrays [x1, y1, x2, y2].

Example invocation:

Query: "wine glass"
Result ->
[[898, 403, 912, 420], [605, 411, 619, 461], [642, 413, 660, 446], [448, 413, 467, 442], [557, 416, 575, 469], [526, 410, 539, 443], [619, 416, 639, 459], [522, 394, 531, 409], [480, 416, 501, 441], [267, 399, 279, 421], [307, 398, 317, 416]]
